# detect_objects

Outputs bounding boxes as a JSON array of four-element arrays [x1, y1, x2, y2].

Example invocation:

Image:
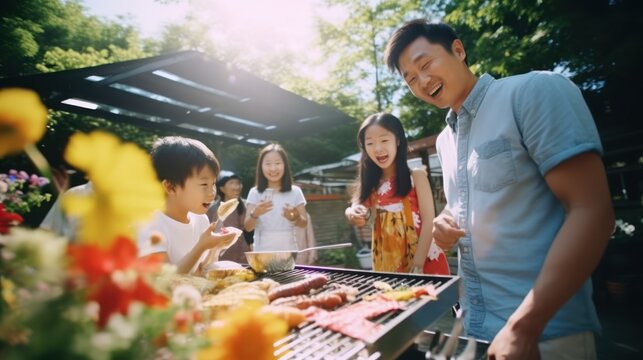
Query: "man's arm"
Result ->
[[488, 152, 614, 359]]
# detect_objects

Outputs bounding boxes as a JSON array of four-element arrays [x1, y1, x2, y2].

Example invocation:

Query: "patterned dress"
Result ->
[[366, 177, 449, 275]]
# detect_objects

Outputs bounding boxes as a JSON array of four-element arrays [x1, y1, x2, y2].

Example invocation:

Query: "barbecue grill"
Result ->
[[264, 265, 460, 360]]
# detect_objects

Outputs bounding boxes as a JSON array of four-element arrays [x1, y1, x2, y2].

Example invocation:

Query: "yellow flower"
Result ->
[[0, 88, 47, 157], [62, 131, 165, 247], [198, 302, 288, 360], [1, 277, 16, 308]]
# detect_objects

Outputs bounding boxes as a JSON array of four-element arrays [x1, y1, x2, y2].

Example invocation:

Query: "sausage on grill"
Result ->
[[268, 274, 328, 301], [271, 292, 345, 310]]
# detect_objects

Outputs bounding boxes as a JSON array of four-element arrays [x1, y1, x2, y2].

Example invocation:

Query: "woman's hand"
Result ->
[[282, 204, 300, 222], [345, 204, 369, 227], [252, 199, 273, 218]]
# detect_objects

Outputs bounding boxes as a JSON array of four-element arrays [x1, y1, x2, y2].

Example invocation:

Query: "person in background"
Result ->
[[137, 136, 239, 274], [40, 182, 91, 241], [384, 19, 614, 359], [39, 166, 88, 241], [206, 172, 253, 263], [294, 213, 317, 265], [345, 113, 449, 275], [244, 143, 308, 251]]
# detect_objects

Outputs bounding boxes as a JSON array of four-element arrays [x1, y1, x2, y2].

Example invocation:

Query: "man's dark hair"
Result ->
[[151, 136, 220, 187], [255, 143, 293, 193], [384, 19, 462, 73]]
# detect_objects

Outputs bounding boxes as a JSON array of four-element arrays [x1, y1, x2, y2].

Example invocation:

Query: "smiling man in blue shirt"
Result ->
[[384, 20, 614, 359]]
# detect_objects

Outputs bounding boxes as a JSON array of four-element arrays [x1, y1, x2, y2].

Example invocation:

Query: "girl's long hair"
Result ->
[[352, 113, 412, 204], [255, 143, 293, 192]]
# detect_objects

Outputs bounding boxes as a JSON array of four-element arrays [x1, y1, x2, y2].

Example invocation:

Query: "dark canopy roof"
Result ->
[[0, 50, 353, 145]]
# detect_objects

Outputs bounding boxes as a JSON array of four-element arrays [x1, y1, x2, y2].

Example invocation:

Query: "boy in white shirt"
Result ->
[[138, 136, 239, 274]]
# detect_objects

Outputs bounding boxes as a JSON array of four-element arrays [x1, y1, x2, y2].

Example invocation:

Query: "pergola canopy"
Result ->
[[0, 50, 353, 145]]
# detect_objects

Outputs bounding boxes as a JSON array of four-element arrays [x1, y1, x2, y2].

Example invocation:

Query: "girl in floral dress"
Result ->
[[345, 113, 449, 274]]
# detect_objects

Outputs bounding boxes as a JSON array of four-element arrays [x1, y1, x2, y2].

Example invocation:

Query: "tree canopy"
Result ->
[[2, 0, 641, 202]]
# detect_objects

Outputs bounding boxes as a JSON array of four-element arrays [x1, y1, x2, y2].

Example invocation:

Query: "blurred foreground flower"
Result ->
[[62, 131, 165, 246], [198, 302, 288, 360], [68, 236, 168, 327], [0, 204, 23, 234], [0, 88, 47, 157], [0, 227, 67, 286]]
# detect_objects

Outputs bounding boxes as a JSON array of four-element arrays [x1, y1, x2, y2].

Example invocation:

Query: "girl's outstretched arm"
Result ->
[[412, 168, 435, 269]]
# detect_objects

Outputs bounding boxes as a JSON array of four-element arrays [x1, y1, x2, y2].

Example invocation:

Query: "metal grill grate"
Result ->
[[265, 266, 459, 360]]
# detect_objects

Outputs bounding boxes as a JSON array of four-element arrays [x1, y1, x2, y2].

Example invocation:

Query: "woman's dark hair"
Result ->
[[353, 113, 412, 204], [384, 20, 463, 73], [255, 143, 293, 193], [151, 136, 220, 187], [217, 174, 245, 215]]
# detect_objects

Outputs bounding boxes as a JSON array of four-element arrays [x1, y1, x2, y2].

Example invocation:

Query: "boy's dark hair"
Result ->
[[255, 143, 292, 193], [384, 20, 462, 73], [151, 136, 220, 187], [353, 113, 412, 204]]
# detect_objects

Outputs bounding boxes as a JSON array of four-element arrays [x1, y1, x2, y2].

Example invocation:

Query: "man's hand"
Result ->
[[487, 320, 541, 360], [432, 213, 465, 251]]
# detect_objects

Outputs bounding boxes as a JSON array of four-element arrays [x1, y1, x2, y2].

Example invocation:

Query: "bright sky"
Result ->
[[82, 0, 347, 80], [82, 0, 191, 38]]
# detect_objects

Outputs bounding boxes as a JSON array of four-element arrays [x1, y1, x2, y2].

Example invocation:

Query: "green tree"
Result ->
[[0, 0, 141, 76], [317, 0, 445, 139], [444, 0, 643, 157]]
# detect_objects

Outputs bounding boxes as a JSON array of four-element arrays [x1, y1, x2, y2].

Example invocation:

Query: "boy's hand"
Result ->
[[218, 226, 243, 248], [198, 221, 240, 251]]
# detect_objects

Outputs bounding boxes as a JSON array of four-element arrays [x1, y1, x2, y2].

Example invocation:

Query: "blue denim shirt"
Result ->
[[436, 72, 602, 341]]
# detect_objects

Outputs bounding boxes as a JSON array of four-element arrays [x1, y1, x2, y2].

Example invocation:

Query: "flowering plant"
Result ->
[[0, 169, 51, 215], [0, 88, 287, 359]]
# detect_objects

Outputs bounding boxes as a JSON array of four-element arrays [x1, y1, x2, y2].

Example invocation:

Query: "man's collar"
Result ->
[[446, 74, 494, 132]]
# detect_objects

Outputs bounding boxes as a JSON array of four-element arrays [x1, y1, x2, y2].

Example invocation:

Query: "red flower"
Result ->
[[68, 236, 168, 327], [0, 203, 23, 234]]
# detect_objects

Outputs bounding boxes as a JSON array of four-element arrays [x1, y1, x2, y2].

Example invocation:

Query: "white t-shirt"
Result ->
[[246, 185, 306, 251], [40, 182, 93, 241], [137, 211, 211, 273]]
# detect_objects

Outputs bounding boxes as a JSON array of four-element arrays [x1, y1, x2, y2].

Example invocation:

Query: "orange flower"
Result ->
[[67, 236, 168, 327], [198, 303, 288, 360]]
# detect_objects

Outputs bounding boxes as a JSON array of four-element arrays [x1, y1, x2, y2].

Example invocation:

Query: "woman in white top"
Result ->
[[244, 143, 308, 251]]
